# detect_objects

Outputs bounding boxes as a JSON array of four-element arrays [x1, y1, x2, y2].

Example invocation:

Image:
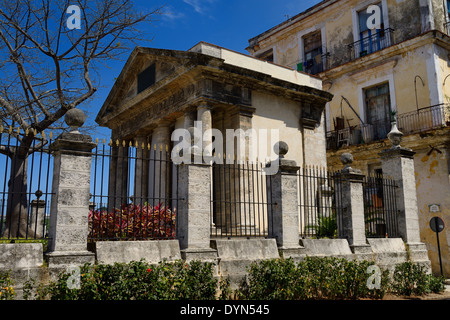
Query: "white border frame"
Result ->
[[357, 73, 396, 124], [297, 23, 326, 66], [351, 0, 389, 43]]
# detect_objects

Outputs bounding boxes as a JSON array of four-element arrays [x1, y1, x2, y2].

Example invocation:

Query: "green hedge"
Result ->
[[5, 257, 445, 300], [239, 257, 389, 300], [237, 257, 445, 300], [33, 260, 218, 300]]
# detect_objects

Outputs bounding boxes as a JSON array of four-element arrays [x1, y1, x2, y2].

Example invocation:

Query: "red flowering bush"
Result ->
[[88, 203, 176, 240]]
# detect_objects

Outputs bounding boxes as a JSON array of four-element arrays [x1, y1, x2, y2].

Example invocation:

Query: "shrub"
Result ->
[[244, 258, 306, 300], [241, 257, 389, 300], [0, 271, 15, 300], [88, 203, 176, 240], [37, 259, 217, 300], [426, 274, 446, 294], [391, 262, 428, 296], [391, 262, 446, 296]]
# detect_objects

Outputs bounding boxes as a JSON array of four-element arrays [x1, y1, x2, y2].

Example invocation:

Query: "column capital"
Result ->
[[50, 132, 97, 155], [379, 147, 416, 160], [197, 102, 213, 110]]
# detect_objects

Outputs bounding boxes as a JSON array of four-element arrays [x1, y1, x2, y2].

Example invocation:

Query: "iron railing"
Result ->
[[88, 140, 179, 241], [296, 52, 330, 75], [326, 103, 450, 150], [444, 21, 450, 35], [298, 166, 344, 239], [363, 174, 399, 238], [0, 127, 53, 240], [211, 160, 273, 238], [348, 28, 394, 60]]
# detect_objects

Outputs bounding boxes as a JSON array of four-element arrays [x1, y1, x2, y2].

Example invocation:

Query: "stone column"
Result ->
[[149, 123, 171, 207], [134, 136, 149, 204], [107, 137, 129, 212], [334, 153, 370, 255], [267, 142, 303, 258], [197, 103, 213, 162], [45, 109, 96, 267], [177, 150, 216, 261], [29, 199, 46, 238], [379, 123, 430, 266]]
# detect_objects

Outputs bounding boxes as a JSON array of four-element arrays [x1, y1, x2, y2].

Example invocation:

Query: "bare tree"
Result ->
[[0, 0, 161, 237]]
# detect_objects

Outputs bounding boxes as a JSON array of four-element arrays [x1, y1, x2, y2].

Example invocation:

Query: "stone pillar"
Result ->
[[134, 136, 149, 204], [177, 151, 216, 261], [45, 109, 96, 267], [380, 148, 420, 243], [334, 153, 369, 255], [267, 142, 303, 258], [29, 199, 46, 238], [197, 103, 213, 162], [379, 123, 430, 267], [107, 137, 129, 212], [149, 123, 171, 207]]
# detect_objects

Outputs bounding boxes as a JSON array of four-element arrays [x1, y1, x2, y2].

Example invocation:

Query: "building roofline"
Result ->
[[247, 0, 338, 50]]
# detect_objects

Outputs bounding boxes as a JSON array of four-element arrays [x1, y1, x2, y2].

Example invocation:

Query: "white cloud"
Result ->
[[162, 6, 186, 21], [182, 0, 216, 14]]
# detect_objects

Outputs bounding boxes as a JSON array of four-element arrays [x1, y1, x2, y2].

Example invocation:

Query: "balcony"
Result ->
[[348, 28, 394, 61], [296, 52, 329, 75], [326, 104, 450, 150]]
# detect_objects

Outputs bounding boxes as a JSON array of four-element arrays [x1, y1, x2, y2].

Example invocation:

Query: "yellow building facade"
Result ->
[[248, 0, 450, 276]]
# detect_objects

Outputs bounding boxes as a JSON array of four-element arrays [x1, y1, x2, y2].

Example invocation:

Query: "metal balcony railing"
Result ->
[[326, 103, 450, 150], [348, 28, 394, 61], [444, 21, 450, 35], [296, 52, 330, 75]]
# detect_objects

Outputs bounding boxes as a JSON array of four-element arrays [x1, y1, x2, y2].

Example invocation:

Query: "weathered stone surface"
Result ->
[[94, 240, 181, 265], [213, 239, 279, 261], [301, 239, 353, 257], [335, 172, 366, 247], [380, 147, 421, 243], [0, 243, 43, 269]]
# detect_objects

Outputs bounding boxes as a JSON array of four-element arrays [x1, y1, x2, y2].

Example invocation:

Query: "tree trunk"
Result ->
[[2, 144, 35, 238]]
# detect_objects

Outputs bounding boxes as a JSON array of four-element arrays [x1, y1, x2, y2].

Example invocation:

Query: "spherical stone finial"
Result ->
[[65, 108, 86, 133], [340, 153, 354, 166], [274, 141, 289, 158]]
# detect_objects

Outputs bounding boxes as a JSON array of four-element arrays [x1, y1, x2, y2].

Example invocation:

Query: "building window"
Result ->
[[357, 3, 386, 56], [447, 0, 450, 19], [298, 31, 323, 74], [363, 82, 392, 141], [137, 63, 156, 94], [256, 49, 274, 63]]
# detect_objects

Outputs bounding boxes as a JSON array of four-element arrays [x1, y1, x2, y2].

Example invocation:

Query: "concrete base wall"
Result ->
[[92, 240, 181, 265], [212, 239, 279, 289], [0, 243, 49, 300], [1, 237, 432, 299]]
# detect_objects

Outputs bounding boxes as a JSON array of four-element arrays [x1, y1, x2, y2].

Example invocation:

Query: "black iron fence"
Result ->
[[363, 174, 399, 238], [0, 127, 53, 241], [88, 140, 179, 241], [298, 166, 344, 239], [297, 166, 399, 239], [211, 160, 273, 238]]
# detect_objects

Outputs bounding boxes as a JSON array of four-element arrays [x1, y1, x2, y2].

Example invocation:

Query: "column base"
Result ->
[[45, 250, 95, 268], [180, 248, 218, 262], [349, 244, 373, 260], [278, 245, 305, 259], [406, 242, 432, 272]]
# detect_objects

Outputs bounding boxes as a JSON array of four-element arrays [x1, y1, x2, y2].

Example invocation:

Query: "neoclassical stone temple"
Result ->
[[95, 42, 333, 243], [96, 41, 332, 176]]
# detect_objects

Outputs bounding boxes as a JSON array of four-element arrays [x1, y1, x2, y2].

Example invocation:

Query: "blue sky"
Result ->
[[89, 0, 323, 139]]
